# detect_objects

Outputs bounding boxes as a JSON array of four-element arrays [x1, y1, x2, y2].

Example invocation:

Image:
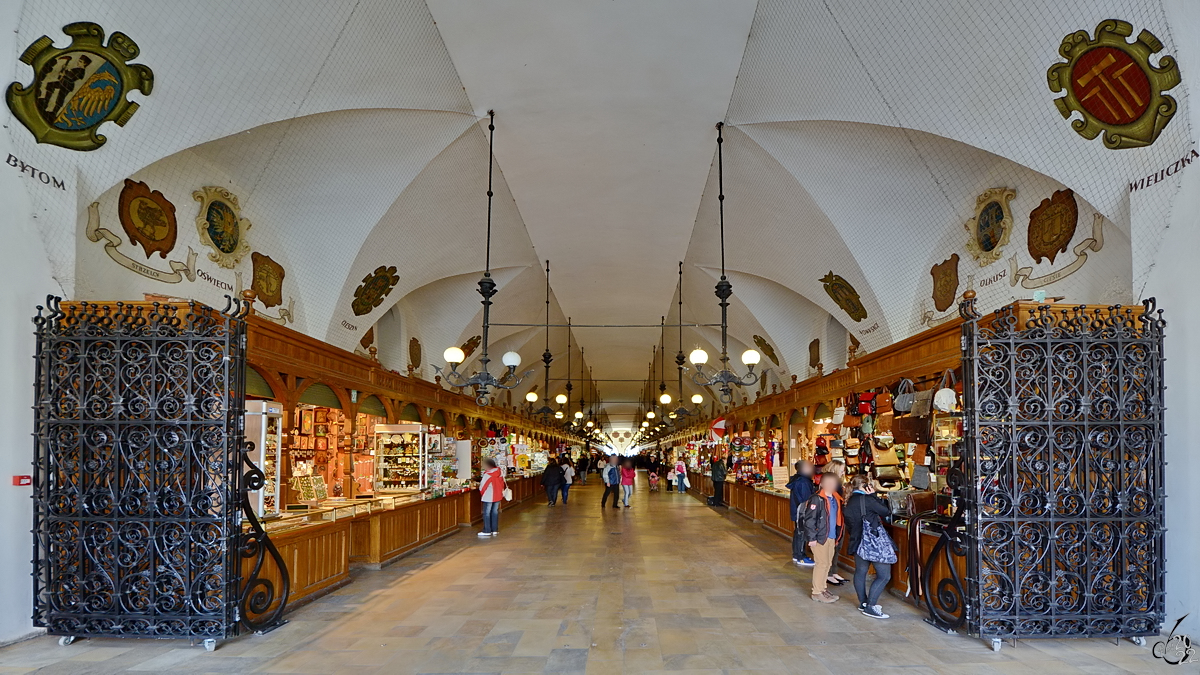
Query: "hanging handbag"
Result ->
[[855, 391, 877, 415], [856, 500, 897, 564], [502, 487, 513, 501], [860, 415, 874, 434], [872, 439, 900, 466], [933, 369, 958, 413], [892, 378, 915, 413], [842, 412, 863, 428], [831, 403, 846, 425], [875, 387, 893, 415], [911, 387, 934, 416], [910, 464, 931, 489], [873, 465, 902, 483], [893, 415, 931, 445]]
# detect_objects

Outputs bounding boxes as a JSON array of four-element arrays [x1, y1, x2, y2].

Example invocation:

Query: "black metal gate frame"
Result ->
[[949, 296, 1167, 640], [31, 295, 288, 641]]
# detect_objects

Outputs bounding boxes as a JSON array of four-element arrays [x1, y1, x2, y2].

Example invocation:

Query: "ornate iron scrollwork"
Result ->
[[917, 468, 970, 632], [237, 440, 289, 632], [957, 294, 1166, 641], [30, 294, 287, 641]]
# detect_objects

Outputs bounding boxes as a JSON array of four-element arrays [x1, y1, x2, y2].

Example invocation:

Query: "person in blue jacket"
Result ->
[[787, 460, 816, 566]]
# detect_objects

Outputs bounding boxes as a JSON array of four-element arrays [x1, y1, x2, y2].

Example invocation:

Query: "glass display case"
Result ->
[[374, 424, 425, 492], [259, 493, 425, 535], [245, 399, 284, 517]]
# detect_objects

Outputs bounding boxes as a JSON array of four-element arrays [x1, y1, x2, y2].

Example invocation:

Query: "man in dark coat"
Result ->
[[541, 459, 565, 506], [709, 452, 727, 506], [786, 460, 816, 566]]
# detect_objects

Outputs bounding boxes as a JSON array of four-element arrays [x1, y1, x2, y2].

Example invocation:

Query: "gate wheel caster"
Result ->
[[203, 639, 217, 652], [990, 638, 1003, 652], [1130, 636, 1146, 647], [57, 636, 76, 647]]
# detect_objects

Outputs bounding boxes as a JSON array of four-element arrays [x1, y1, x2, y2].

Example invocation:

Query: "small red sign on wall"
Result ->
[[12, 476, 31, 486]]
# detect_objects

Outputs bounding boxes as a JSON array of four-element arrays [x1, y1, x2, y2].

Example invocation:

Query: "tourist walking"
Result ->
[[576, 455, 588, 484], [620, 459, 636, 507], [600, 454, 621, 509], [541, 457, 565, 506], [846, 475, 896, 619], [787, 460, 816, 566], [478, 458, 507, 537], [560, 456, 575, 504], [674, 457, 687, 494], [801, 471, 844, 603], [709, 452, 727, 506]]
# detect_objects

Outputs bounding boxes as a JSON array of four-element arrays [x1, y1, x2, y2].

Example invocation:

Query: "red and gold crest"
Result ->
[[250, 252, 285, 308], [117, 179, 176, 258], [1028, 189, 1078, 265], [930, 254, 960, 313], [1048, 20, 1181, 149]]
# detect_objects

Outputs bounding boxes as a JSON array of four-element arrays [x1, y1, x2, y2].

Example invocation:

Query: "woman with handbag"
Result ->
[[845, 474, 897, 618], [674, 458, 688, 494], [478, 458, 507, 537]]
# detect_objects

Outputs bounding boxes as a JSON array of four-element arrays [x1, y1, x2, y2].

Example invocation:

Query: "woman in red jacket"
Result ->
[[619, 459, 636, 508], [478, 458, 507, 537]]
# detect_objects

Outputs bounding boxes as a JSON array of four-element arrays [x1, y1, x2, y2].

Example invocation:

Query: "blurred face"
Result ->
[[820, 474, 839, 492]]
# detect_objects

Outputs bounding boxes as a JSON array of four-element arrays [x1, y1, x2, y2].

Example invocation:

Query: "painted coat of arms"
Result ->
[[6, 23, 153, 151], [820, 271, 868, 322], [1028, 189, 1079, 264], [930, 254, 960, 313], [964, 188, 1015, 266], [1048, 20, 1180, 149], [409, 337, 422, 370], [117, 179, 175, 258], [352, 265, 400, 316], [808, 339, 820, 369], [250, 252, 285, 308], [193, 186, 252, 268], [460, 335, 482, 358], [752, 335, 780, 366]]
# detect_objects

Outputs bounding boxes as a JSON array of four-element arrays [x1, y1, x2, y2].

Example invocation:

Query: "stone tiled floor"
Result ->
[[0, 478, 1180, 674]]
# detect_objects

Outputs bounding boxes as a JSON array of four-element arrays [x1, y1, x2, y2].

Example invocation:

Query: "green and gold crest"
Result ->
[[6, 22, 153, 151], [1048, 20, 1180, 149], [352, 265, 400, 316]]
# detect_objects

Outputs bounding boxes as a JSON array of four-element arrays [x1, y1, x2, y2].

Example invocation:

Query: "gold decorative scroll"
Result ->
[[1008, 214, 1106, 289], [85, 201, 196, 283]]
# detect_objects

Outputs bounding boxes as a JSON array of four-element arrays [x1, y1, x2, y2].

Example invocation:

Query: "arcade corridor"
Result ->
[[0, 480, 1172, 674]]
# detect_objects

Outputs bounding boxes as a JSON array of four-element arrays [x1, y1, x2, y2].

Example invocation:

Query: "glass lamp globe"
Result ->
[[689, 348, 709, 365], [691, 394, 704, 404], [586, 420, 594, 428], [501, 351, 521, 368], [525, 391, 538, 402], [741, 349, 761, 366], [555, 394, 568, 405], [443, 347, 465, 364], [646, 411, 656, 419], [642, 421, 650, 427], [554, 411, 564, 419], [659, 393, 672, 405], [574, 411, 584, 419]]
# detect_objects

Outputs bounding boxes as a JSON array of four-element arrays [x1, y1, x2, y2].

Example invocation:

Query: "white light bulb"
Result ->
[[659, 393, 672, 405], [555, 411, 564, 419], [689, 348, 709, 365], [741, 349, 761, 366], [642, 421, 650, 427], [574, 411, 584, 419], [586, 421, 594, 428], [525, 392, 538, 402], [501, 351, 521, 367], [646, 411, 656, 419], [443, 347, 465, 364], [691, 394, 703, 404]]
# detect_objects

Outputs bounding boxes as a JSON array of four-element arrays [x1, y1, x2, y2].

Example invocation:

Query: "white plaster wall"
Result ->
[[1150, 0, 1199, 639], [0, 1, 57, 644]]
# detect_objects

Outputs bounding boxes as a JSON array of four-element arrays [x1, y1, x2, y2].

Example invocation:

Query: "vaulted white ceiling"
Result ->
[[9, 0, 1194, 430]]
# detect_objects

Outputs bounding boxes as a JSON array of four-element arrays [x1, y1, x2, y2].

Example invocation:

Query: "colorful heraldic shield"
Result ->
[[964, 188, 1015, 267], [193, 186, 253, 269], [1048, 20, 1181, 149], [6, 22, 153, 151]]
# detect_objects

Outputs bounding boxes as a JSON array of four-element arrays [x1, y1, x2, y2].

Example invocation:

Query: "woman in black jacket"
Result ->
[[541, 459, 565, 506], [845, 475, 896, 619]]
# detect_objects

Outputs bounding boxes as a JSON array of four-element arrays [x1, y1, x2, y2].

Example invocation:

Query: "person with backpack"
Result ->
[[786, 460, 816, 566], [801, 471, 844, 603], [845, 474, 897, 619], [600, 454, 621, 509]]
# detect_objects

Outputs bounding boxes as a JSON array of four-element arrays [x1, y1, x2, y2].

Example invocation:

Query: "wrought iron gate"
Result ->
[[959, 297, 1166, 640], [31, 296, 288, 640]]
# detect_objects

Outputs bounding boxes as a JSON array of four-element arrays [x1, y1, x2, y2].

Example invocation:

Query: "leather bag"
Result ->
[[832, 404, 846, 425], [875, 387, 893, 414], [893, 415, 931, 445], [933, 369, 958, 413], [855, 391, 877, 415], [892, 378, 915, 413], [873, 465, 902, 483], [911, 388, 934, 416], [860, 415, 874, 434]]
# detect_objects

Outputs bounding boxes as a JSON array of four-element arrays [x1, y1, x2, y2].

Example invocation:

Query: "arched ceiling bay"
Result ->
[[11, 0, 1190, 432]]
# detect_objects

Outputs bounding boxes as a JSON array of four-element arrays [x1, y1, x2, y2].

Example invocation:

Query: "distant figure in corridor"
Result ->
[[802, 472, 845, 603], [787, 460, 816, 566], [620, 458, 636, 507], [477, 458, 506, 537], [674, 457, 687, 494], [541, 455, 565, 506], [600, 454, 621, 509], [709, 452, 727, 507], [576, 454, 588, 485], [559, 456, 575, 504]]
